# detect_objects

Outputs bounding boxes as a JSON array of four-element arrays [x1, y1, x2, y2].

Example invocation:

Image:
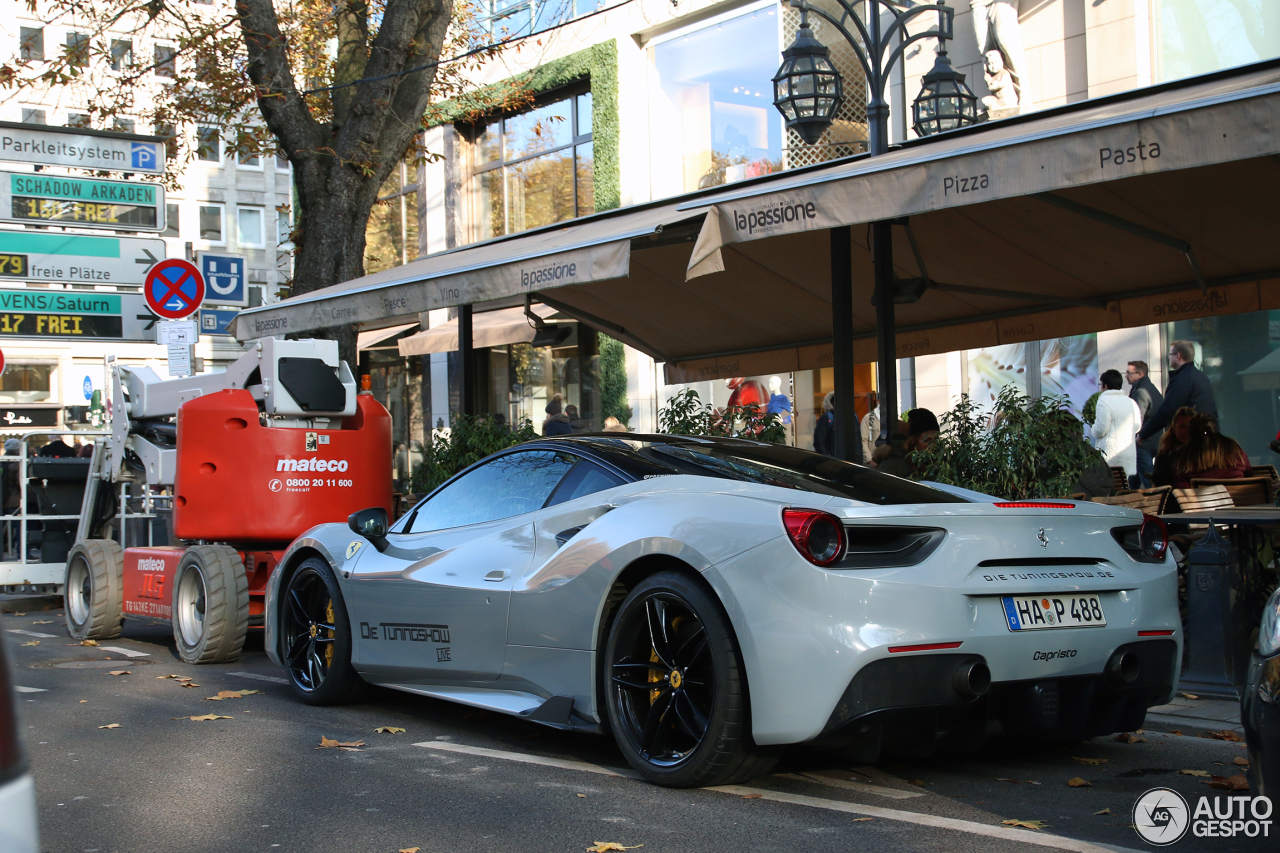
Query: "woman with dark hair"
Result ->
[[1173, 414, 1248, 488], [1151, 406, 1196, 488]]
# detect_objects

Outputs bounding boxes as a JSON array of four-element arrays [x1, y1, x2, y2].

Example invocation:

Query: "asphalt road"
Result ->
[[3, 605, 1272, 853]]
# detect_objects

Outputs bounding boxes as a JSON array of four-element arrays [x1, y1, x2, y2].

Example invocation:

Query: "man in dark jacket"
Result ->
[[1126, 360, 1163, 487], [1137, 340, 1217, 444]]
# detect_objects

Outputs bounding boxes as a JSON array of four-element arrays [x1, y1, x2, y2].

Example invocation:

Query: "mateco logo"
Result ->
[[277, 458, 349, 472], [137, 558, 166, 572]]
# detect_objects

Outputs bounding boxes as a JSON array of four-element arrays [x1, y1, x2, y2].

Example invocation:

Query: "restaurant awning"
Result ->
[[397, 304, 558, 355], [356, 322, 418, 350]]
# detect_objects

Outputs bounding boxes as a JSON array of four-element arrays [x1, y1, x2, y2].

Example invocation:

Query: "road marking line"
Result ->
[[228, 671, 289, 685], [98, 646, 150, 658], [709, 785, 1141, 853], [7, 629, 55, 638], [414, 741, 641, 779], [15, 686, 46, 693], [414, 741, 1139, 853], [775, 771, 923, 800]]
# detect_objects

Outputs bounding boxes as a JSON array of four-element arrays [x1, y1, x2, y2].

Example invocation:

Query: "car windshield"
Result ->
[[625, 440, 965, 506]]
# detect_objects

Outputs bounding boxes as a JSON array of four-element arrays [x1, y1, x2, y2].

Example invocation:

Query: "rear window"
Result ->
[[590, 438, 964, 506]]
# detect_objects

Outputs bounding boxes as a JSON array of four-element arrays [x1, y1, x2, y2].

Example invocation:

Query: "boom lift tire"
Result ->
[[172, 544, 249, 664], [64, 540, 124, 641]]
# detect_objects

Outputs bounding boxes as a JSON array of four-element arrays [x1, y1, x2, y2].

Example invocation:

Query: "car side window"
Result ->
[[407, 450, 577, 533], [545, 460, 626, 508]]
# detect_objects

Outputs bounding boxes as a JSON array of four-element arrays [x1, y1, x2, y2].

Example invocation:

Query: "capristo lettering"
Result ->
[[732, 201, 818, 236], [520, 262, 577, 289]]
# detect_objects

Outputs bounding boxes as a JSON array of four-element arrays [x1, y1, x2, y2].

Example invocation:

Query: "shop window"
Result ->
[[20, 27, 44, 62], [454, 88, 592, 244], [0, 364, 53, 404], [647, 2, 783, 198], [365, 161, 419, 273], [1154, 1, 1280, 83]]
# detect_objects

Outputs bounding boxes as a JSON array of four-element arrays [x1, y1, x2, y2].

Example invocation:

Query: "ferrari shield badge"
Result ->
[[346, 541, 363, 559]]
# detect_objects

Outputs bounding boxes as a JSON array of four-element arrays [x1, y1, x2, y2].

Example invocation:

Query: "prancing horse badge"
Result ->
[[1037, 527, 1048, 549]]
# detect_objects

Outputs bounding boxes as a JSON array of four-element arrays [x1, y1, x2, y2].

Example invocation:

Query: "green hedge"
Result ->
[[600, 333, 629, 424]]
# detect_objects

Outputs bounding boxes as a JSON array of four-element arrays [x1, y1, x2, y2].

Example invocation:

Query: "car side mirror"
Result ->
[[349, 507, 389, 551]]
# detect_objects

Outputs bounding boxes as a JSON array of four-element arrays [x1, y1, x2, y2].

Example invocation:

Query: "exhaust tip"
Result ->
[[953, 660, 991, 699], [1106, 651, 1141, 685]]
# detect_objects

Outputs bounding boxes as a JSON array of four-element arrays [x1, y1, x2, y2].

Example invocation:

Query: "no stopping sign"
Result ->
[[145, 259, 206, 320]]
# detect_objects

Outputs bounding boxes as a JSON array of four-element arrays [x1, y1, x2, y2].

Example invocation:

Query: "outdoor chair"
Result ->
[[1246, 464, 1280, 498], [1108, 467, 1128, 493], [1090, 485, 1171, 515], [1189, 476, 1274, 507]]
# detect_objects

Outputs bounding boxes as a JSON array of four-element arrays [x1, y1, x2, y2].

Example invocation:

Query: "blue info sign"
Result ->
[[196, 251, 248, 306]]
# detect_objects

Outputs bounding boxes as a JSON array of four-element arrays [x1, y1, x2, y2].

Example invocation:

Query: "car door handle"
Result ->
[[483, 570, 506, 582], [555, 526, 585, 547]]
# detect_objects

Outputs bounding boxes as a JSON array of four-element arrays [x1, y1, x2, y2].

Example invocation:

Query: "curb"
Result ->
[[1144, 712, 1246, 740], [0, 594, 62, 612]]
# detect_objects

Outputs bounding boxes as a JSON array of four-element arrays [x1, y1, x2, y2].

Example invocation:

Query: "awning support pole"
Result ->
[[458, 304, 475, 416], [872, 220, 897, 445], [1034, 192, 1208, 292], [831, 226, 860, 462]]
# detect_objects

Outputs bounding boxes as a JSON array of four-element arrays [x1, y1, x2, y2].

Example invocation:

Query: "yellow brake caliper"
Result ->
[[324, 600, 335, 667]]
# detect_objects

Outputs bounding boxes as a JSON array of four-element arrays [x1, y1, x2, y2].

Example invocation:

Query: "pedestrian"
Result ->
[[1126, 360, 1163, 488], [602, 416, 628, 433], [1091, 369, 1141, 480], [1137, 340, 1217, 445], [1151, 406, 1196, 488], [77, 442, 94, 459], [1173, 414, 1248, 487], [565, 404, 589, 434], [860, 391, 879, 464], [813, 392, 835, 456], [543, 395, 572, 436], [874, 409, 939, 478], [38, 435, 76, 458], [1047, 410, 1114, 498]]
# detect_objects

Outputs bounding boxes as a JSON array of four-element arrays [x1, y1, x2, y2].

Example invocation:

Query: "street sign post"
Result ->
[[144, 259, 204, 320], [198, 308, 238, 336], [0, 171, 165, 232], [196, 251, 248, 306], [155, 319, 198, 345], [0, 121, 165, 175], [0, 231, 162, 285], [166, 343, 194, 377]]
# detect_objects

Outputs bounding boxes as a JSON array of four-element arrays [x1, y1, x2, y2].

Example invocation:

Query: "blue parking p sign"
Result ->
[[131, 142, 159, 171], [196, 251, 248, 307]]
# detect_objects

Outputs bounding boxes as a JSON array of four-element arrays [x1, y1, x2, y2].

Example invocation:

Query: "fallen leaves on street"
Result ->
[[79, 639, 98, 647], [21, 640, 37, 646], [1204, 729, 1244, 742], [1072, 757, 1108, 765], [1114, 732, 1146, 744], [1066, 777, 1092, 787], [98, 723, 121, 729], [1233, 756, 1250, 767], [907, 778, 928, 786], [317, 736, 366, 751], [1001, 819, 1047, 830], [576, 794, 587, 798], [1179, 769, 1210, 777], [31, 620, 52, 625], [586, 844, 642, 852], [739, 794, 762, 799], [1204, 774, 1249, 791], [1179, 693, 1200, 700], [1094, 809, 1113, 816], [375, 726, 406, 734], [399, 848, 420, 853], [205, 690, 260, 701], [173, 714, 233, 721], [851, 818, 874, 822], [108, 671, 130, 676]]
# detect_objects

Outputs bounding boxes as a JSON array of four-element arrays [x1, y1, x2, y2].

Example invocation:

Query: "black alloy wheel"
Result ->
[[281, 557, 363, 705], [604, 571, 779, 787]]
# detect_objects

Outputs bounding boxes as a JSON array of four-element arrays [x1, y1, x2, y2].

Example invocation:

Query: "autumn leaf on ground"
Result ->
[[1179, 769, 1210, 777], [586, 844, 643, 852], [851, 818, 874, 822], [12, 612, 24, 616], [206, 690, 259, 700], [576, 793, 587, 798], [1002, 819, 1048, 830], [1204, 774, 1249, 791], [1094, 808, 1113, 816], [31, 620, 52, 624], [739, 793, 762, 799], [1204, 729, 1243, 742], [1067, 777, 1092, 788], [375, 726, 406, 734], [1114, 732, 1146, 744], [316, 736, 366, 749], [20, 640, 37, 646], [98, 723, 121, 729], [399, 848, 421, 853], [79, 639, 98, 646], [1169, 730, 1183, 736], [79, 700, 86, 703], [1233, 756, 1250, 767], [108, 671, 130, 676], [907, 778, 928, 786], [180, 682, 200, 688], [1179, 693, 1200, 700], [174, 714, 233, 721], [1072, 757, 1109, 765]]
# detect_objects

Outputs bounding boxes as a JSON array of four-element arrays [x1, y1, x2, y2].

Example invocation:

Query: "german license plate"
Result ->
[[1001, 594, 1106, 631]]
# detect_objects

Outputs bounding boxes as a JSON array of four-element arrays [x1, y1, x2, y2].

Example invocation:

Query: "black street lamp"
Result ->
[[772, 0, 979, 460]]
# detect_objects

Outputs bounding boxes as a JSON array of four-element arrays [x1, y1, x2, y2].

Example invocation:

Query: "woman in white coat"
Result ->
[[1091, 369, 1142, 478]]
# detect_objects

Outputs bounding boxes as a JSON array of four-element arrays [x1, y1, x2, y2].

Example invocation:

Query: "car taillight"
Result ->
[[1139, 514, 1169, 561], [783, 508, 846, 566], [0, 638, 27, 785], [993, 502, 1076, 509]]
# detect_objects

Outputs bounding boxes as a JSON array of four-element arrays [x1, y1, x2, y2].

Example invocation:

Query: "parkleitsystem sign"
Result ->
[[0, 288, 158, 340], [0, 121, 165, 175], [0, 231, 163, 285], [0, 171, 164, 232]]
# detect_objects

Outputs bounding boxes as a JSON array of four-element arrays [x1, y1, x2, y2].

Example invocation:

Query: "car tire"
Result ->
[[280, 557, 364, 706], [64, 539, 124, 641], [171, 544, 249, 664], [603, 570, 779, 787]]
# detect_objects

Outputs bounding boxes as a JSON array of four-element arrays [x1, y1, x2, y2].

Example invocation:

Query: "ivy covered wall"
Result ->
[[427, 40, 620, 212]]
